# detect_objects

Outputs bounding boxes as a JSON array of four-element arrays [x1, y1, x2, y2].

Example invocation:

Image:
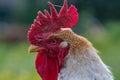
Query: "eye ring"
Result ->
[[50, 39, 57, 44]]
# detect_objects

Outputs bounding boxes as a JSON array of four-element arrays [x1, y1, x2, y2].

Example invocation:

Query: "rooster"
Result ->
[[28, 0, 113, 80]]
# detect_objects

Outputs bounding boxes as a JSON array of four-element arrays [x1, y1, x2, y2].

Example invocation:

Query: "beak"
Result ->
[[28, 45, 40, 53]]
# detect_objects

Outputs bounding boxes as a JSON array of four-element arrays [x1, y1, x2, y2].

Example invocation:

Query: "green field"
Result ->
[[0, 42, 41, 80], [0, 22, 120, 80]]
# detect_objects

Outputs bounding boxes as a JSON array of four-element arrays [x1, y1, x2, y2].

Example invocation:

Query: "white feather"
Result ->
[[58, 47, 113, 80], [59, 41, 68, 48]]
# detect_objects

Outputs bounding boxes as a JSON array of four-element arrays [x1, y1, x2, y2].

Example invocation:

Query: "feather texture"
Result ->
[[58, 48, 113, 80], [54, 28, 113, 80]]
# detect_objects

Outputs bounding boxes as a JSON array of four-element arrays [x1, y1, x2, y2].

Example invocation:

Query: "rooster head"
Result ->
[[28, 0, 78, 80]]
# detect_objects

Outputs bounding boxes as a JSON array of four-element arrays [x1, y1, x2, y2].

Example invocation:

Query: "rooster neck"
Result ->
[[58, 47, 113, 80]]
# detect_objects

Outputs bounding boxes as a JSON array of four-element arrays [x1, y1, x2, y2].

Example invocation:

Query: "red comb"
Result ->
[[28, 0, 78, 44]]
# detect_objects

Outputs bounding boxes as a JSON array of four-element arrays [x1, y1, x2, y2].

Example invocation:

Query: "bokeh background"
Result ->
[[0, 0, 120, 80]]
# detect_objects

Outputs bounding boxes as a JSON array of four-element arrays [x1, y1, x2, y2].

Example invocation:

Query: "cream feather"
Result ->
[[54, 28, 113, 80]]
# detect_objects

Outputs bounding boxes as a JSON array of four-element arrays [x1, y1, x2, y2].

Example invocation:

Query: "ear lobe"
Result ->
[[59, 41, 68, 48]]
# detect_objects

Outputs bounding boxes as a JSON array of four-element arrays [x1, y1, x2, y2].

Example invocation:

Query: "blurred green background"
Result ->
[[0, 0, 120, 80]]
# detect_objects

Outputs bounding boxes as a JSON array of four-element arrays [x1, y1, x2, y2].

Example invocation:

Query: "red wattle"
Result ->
[[35, 50, 59, 80], [35, 47, 69, 80]]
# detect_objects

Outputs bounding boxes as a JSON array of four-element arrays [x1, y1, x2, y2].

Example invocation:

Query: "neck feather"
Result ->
[[58, 47, 113, 80]]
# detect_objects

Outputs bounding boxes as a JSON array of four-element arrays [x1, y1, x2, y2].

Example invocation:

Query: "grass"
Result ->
[[92, 37, 120, 80], [0, 42, 41, 80], [0, 22, 120, 80], [88, 21, 120, 80]]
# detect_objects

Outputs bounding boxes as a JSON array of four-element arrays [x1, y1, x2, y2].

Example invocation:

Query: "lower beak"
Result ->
[[28, 45, 40, 53]]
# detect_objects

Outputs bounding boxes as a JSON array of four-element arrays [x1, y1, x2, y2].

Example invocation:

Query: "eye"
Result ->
[[50, 39, 57, 44]]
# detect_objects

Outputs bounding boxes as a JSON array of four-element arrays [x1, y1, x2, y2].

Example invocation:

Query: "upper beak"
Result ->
[[28, 45, 40, 53]]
